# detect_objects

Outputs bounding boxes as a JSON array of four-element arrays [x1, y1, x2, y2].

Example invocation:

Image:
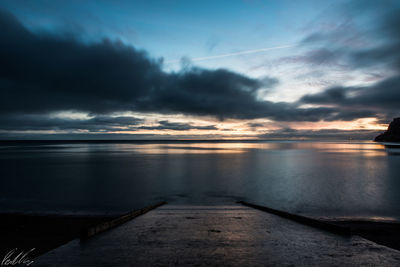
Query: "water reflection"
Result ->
[[0, 141, 399, 220], [380, 142, 400, 155]]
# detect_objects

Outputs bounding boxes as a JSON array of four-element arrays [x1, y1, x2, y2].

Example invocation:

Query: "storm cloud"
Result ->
[[0, 9, 369, 127]]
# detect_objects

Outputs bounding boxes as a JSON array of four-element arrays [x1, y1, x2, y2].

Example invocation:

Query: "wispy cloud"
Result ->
[[165, 44, 295, 63]]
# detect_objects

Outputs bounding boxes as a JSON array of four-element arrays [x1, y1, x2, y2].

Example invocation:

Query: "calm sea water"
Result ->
[[0, 141, 399, 220]]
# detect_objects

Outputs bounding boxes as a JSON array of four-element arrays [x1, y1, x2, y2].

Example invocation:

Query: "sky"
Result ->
[[0, 0, 399, 140]]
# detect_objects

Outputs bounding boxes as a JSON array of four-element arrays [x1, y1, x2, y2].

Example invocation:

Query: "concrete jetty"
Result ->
[[35, 205, 400, 266]]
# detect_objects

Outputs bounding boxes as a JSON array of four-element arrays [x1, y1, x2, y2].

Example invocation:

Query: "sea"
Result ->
[[0, 140, 399, 221]]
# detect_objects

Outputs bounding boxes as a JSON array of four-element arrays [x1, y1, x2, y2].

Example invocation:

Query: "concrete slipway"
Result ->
[[35, 205, 400, 266]]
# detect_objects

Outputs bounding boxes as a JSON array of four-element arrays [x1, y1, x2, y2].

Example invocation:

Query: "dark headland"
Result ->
[[375, 117, 400, 142]]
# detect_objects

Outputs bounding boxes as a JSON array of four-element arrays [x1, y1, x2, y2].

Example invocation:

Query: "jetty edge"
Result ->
[[80, 201, 167, 240], [238, 201, 351, 236]]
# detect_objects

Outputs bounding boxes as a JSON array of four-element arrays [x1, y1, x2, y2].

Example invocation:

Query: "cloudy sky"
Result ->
[[0, 0, 399, 140]]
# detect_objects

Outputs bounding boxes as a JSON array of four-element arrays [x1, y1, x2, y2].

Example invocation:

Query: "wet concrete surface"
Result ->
[[35, 205, 400, 266]]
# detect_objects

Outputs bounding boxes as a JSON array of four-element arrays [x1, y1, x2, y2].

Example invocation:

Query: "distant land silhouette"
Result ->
[[374, 118, 400, 142]]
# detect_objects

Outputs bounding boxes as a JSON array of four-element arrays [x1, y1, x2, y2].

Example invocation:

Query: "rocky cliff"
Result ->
[[374, 117, 400, 142]]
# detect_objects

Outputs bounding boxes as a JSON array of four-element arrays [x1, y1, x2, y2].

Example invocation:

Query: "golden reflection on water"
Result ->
[[311, 142, 386, 157], [48, 141, 390, 157], [114, 141, 388, 156], [127, 142, 290, 154], [119, 143, 248, 154]]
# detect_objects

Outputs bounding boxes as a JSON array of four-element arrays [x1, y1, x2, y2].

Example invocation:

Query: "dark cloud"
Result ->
[[323, 110, 377, 121], [0, 114, 217, 132], [138, 121, 218, 131], [0, 133, 164, 141], [247, 122, 265, 129], [0, 10, 164, 115], [258, 128, 381, 140], [0, 10, 261, 119], [300, 86, 354, 104], [300, 75, 400, 111], [0, 115, 143, 132], [0, 9, 370, 124]]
